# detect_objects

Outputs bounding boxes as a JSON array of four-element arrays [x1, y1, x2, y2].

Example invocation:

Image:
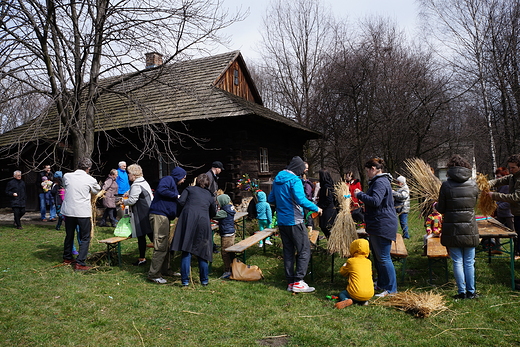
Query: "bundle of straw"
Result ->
[[91, 190, 106, 237], [402, 158, 442, 215], [327, 182, 358, 257], [476, 173, 497, 216], [377, 290, 448, 318]]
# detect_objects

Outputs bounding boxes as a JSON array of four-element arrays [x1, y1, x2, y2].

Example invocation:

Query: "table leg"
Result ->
[[330, 253, 335, 283], [510, 237, 515, 290]]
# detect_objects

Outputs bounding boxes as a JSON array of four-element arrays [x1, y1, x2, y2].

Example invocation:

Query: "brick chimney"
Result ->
[[145, 52, 163, 69]]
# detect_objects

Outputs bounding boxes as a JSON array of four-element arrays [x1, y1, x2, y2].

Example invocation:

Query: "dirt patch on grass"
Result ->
[[257, 335, 290, 346]]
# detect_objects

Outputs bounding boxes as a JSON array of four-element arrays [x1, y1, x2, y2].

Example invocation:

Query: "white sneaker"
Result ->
[[265, 240, 273, 245], [148, 277, 167, 284], [287, 283, 294, 291], [292, 280, 315, 293], [258, 243, 263, 247], [375, 290, 396, 297]]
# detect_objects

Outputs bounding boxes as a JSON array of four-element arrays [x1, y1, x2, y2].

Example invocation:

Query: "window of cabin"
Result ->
[[159, 155, 176, 179], [259, 147, 269, 173], [234, 69, 239, 86]]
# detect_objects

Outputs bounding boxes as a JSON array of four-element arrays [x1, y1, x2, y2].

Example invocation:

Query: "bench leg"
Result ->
[[117, 242, 122, 268], [106, 244, 112, 266]]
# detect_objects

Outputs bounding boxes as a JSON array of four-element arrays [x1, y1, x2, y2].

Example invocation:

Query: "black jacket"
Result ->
[[437, 166, 479, 248], [5, 178, 26, 207]]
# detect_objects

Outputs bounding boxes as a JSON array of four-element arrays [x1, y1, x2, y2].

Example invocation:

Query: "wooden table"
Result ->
[[476, 217, 517, 289]]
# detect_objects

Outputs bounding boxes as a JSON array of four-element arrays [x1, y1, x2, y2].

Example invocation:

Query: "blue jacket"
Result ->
[[256, 191, 272, 224], [116, 168, 130, 194], [214, 194, 236, 236], [357, 173, 397, 241], [268, 169, 318, 226], [148, 167, 186, 220]]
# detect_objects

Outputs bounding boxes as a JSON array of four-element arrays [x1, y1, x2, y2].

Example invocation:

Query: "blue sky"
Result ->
[[218, 0, 420, 61]]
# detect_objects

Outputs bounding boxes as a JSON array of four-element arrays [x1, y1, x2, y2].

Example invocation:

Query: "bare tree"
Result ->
[[310, 18, 457, 182], [420, 0, 500, 171], [0, 0, 243, 168]]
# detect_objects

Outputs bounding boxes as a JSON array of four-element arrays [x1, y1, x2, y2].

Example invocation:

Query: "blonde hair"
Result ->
[[127, 164, 143, 178], [109, 169, 118, 176]]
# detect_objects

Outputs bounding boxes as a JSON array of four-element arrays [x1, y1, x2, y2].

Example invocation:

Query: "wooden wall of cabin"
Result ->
[[215, 60, 257, 103]]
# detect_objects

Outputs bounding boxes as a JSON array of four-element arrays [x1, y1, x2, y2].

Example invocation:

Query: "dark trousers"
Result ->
[[138, 233, 154, 259], [279, 223, 311, 284], [12, 207, 25, 228], [101, 208, 118, 226], [514, 216, 520, 255], [63, 217, 92, 266]]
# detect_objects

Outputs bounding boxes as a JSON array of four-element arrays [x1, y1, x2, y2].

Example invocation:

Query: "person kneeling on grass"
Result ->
[[213, 194, 236, 279], [335, 239, 374, 309]]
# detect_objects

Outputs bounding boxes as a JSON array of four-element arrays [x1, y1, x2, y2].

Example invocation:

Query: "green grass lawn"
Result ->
[[1, 211, 519, 346]]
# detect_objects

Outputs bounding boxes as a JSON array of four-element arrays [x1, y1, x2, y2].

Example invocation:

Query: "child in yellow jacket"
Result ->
[[335, 238, 374, 309]]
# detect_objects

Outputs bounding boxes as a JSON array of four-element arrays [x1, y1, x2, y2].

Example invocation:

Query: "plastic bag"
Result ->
[[114, 215, 132, 237]]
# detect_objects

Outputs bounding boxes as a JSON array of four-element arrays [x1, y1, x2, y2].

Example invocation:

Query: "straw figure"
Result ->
[[476, 173, 497, 216], [327, 182, 358, 257], [377, 290, 448, 318], [402, 158, 442, 215], [91, 189, 106, 237]]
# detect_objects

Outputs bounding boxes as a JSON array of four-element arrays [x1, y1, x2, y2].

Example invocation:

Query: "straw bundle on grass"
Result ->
[[377, 290, 448, 318], [402, 158, 442, 214], [327, 182, 358, 257], [476, 173, 497, 216]]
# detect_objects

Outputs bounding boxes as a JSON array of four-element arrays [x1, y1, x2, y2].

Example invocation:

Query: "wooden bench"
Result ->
[[224, 229, 275, 263], [390, 233, 408, 283], [98, 236, 130, 267], [426, 236, 449, 284]]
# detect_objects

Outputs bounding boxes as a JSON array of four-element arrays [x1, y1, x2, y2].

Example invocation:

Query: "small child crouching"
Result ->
[[213, 194, 236, 279], [422, 204, 442, 256], [335, 238, 374, 309]]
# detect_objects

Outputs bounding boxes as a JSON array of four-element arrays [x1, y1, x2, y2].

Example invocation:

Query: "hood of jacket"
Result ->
[[170, 167, 187, 184], [217, 193, 231, 207], [285, 156, 306, 177], [256, 191, 267, 202], [369, 172, 393, 185], [350, 238, 370, 257], [447, 166, 472, 183]]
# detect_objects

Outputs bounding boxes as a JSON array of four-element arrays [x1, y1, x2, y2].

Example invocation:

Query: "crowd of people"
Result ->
[[5, 153, 520, 302]]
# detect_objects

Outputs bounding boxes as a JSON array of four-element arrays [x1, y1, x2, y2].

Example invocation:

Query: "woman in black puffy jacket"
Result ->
[[437, 154, 479, 299]]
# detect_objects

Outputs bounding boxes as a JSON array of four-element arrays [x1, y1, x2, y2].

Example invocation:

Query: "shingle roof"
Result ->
[[0, 51, 319, 147]]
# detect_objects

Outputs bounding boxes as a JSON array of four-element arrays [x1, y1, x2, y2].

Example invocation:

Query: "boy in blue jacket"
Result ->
[[256, 190, 273, 247], [268, 156, 321, 293], [214, 194, 236, 279]]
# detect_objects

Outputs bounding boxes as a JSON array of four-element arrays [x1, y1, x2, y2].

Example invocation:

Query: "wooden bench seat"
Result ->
[[426, 236, 449, 284], [390, 234, 408, 283], [225, 229, 276, 262], [98, 236, 130, 267]]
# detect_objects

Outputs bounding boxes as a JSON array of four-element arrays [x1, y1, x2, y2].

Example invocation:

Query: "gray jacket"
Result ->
[[393, 184, 410, 214], [489, 171, 520, 216]]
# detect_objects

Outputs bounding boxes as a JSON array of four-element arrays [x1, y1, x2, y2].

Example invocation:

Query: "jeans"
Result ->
[[63, 217, 91, 266], [39, 193, 56, 220], [398, 213, 409, 238], [279, 223, 311, 284], [448, 247, 476, 294], [369, 234, 397, 293], [181, 252, 208, 285]]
